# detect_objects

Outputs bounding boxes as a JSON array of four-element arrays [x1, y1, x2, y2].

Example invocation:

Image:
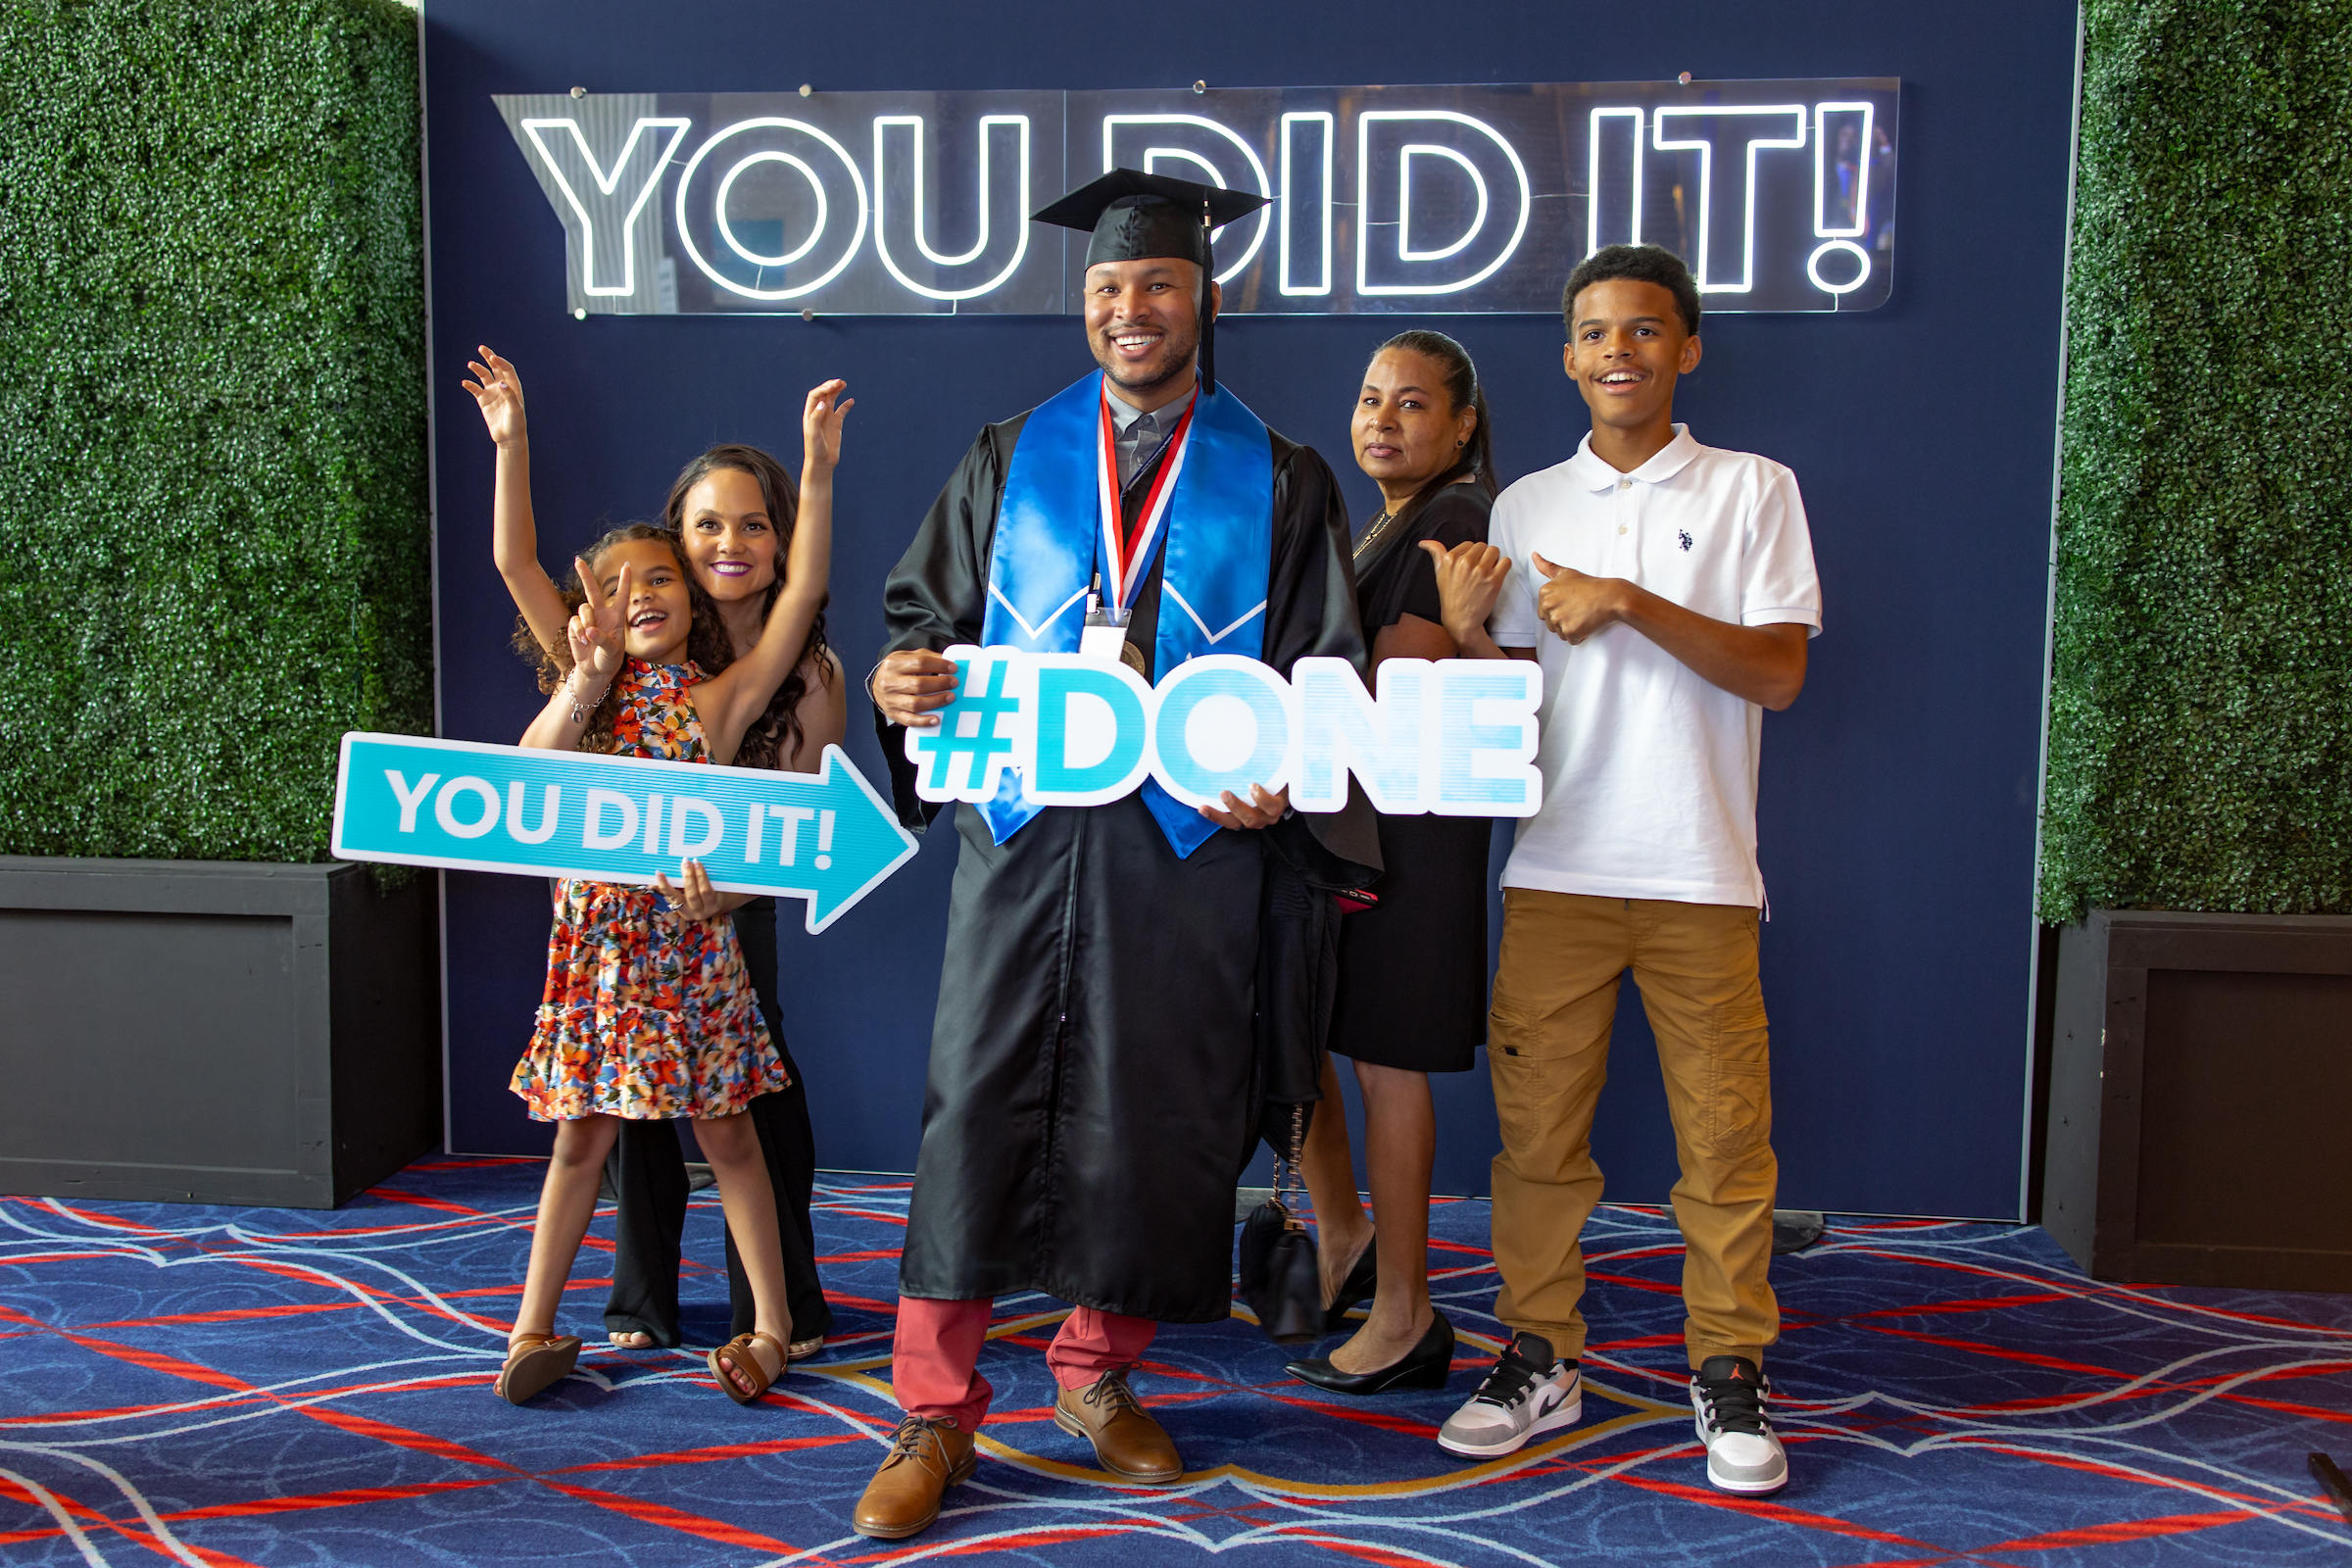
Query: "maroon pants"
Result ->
[[893, 1298, 1157, 1432]]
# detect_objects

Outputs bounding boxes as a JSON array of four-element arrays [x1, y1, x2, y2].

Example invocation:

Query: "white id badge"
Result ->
[[1079, 622, 1129, 662]]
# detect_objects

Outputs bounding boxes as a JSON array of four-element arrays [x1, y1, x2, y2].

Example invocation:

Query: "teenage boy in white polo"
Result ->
[[1421, 244, 1820, 1494]]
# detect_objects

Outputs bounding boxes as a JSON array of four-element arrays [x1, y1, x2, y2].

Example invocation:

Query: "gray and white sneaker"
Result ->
[[1437, 1332, 1582, 1457], [1690, 1355, 1787, 1494]]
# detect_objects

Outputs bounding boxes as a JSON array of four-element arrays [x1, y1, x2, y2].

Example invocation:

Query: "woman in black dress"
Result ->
[[1287, 332, 1496, 1394], [601, 445, 845, 1361]]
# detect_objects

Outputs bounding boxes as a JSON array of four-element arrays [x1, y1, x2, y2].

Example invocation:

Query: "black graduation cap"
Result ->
[[1033, 169, 1269, 394]]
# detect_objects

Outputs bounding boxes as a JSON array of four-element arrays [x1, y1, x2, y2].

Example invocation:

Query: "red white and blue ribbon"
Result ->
[[1097, 387, 1195, 615]]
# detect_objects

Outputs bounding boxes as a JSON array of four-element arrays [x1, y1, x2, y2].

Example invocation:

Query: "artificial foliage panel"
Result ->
[[0, 0, 429, 863], [2040, 0, 2352, 920]]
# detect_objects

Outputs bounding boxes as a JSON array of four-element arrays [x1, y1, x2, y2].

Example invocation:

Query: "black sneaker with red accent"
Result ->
[[1689, 1355, 1787, 1494]]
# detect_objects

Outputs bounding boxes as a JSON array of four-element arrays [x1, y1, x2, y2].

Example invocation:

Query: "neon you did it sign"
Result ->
[[495, 78, 1898, 318]]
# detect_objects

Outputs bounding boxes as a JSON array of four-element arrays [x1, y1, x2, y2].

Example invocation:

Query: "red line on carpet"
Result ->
[[0, 1472, 273, 1566], [158, 1478, 510, 1520], [1962, 1442, 2346, 1523], [1973, 1506, 2263, 1550], [368, 1185, 496, 1218], [1610, 1474, 1975, 1555], [1844, 1293, 2076, 1319], [534, 1477, 802, 1551]]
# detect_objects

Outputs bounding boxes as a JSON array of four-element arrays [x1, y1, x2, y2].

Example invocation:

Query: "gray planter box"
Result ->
[[0, 858, 440, 1208], [2043, 908, 2352, 1292]]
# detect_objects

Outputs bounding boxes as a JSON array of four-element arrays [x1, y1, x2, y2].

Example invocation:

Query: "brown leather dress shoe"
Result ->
[[1053, 1369, 1182, 1484], [853, 1415, 977, 1540]]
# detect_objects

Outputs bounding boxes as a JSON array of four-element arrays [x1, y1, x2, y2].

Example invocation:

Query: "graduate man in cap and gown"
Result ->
[[858, 170, 1375, 1539]]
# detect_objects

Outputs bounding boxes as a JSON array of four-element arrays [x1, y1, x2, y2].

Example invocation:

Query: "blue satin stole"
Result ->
[[978, 370, 1275, 858]]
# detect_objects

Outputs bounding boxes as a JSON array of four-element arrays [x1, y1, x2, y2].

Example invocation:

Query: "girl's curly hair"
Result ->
[[511, 524, 728, 751], [663, 444, 834, 770]]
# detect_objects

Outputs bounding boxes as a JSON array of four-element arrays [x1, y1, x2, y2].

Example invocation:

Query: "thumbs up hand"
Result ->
[[1419, 539, 1510, 648], [1531, 554, 1630, 646]]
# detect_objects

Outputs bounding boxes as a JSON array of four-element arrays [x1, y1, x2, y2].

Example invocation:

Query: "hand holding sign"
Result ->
[[653, 858, 733, 921], [872, 649, 960, 729], [1200, 783, 1290, 831], [1531, 552, 1627, 645]]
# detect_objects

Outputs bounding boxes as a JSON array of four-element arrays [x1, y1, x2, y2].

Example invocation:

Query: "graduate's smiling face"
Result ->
[[1085, 258, 1217, 403]]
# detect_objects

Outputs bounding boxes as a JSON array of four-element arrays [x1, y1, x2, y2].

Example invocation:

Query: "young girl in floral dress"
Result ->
[[466, 349, 845, 1362], [489, 379, 852, 1407]]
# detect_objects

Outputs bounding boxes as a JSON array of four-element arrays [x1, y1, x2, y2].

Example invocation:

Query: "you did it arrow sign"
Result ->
[[332, 734, 918, 933]]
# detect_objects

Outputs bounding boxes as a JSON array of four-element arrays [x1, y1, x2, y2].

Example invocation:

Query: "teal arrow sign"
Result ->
[[332, 733, 918, 933]]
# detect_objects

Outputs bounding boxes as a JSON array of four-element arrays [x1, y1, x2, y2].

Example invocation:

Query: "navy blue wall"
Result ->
[[423, 0, 2078, 1218]]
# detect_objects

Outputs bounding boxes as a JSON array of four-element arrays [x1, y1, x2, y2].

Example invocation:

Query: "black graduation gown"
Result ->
[[874, 405, 1375, 1323]]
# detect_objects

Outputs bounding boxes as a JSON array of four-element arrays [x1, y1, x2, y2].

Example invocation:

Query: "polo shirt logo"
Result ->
[[1679, 529, 1693, 551]]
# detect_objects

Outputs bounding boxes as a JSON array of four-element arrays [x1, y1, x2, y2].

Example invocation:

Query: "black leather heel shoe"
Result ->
[[1285, 1310, 1454, 1396], [1322, 1239, 1379, 1333]]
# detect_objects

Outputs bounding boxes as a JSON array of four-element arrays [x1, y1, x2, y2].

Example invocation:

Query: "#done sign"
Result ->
[[498, 77, 1898, 318], [909, 650, 1544, 816]]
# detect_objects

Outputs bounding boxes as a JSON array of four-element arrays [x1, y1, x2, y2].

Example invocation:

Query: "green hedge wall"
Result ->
[[0, 0, 429, 863], [2039, 0, 2352, 920]]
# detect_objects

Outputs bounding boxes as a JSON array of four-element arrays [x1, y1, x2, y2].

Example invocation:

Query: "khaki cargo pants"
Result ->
[[1487, 889, 1779, 1369]]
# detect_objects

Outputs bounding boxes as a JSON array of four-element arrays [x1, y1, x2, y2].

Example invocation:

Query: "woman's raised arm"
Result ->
[[699, 379, 852, 762]]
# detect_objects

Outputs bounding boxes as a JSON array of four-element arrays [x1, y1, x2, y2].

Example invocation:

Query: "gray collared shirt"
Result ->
[[1104, 388, 1192, 490]]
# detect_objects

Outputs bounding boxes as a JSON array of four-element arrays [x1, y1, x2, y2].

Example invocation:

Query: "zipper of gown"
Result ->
[[1037, 801, 1088, 1246]]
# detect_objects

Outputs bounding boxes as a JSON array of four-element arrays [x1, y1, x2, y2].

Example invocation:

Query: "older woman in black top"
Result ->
[[1287, 331, 1496, 1393]]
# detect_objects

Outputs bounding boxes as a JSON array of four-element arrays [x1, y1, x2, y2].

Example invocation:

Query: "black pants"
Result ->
[[602, 898, 834, 1347]]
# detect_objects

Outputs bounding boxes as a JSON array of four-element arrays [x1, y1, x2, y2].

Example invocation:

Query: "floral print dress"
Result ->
[[510, 659, 789, 1122]]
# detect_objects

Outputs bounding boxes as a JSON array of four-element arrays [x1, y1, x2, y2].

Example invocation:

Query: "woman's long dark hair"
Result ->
[[1369, 329, 1497, 534], [513, 523, 729, 752], [662, 444, 834, 771]]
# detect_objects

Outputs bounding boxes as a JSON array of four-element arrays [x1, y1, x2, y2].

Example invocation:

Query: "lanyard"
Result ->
[[1095, 388, 1197, 614]]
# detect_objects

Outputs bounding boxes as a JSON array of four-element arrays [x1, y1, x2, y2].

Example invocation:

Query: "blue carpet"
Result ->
[[2, 1155, 2347, 1565]]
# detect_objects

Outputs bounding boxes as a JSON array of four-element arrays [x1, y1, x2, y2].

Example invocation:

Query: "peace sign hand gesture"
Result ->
[[461, 346, 527, 449], [566, 555, 629, 692], [802, 378, 854, 475]]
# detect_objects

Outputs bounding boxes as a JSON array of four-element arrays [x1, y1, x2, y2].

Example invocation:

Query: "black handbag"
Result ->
[[1236, 1103, 1326, 1344]]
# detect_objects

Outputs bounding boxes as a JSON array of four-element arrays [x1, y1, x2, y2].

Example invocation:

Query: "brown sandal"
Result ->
[[788, 1335, 825, 1362], [494, 1333, 582, 1404], [708, 1330, 788, 1404]]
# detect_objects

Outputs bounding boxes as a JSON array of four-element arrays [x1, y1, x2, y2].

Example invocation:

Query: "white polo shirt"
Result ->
[[1489, 424, 1821, 907]]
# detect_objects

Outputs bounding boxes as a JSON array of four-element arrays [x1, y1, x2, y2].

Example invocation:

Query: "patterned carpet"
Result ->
[[3, 1155, 2348, 1566]]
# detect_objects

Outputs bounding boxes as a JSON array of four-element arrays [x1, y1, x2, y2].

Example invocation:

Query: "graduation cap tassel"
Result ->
[[1200, 205, 1217, 396]]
